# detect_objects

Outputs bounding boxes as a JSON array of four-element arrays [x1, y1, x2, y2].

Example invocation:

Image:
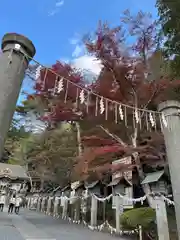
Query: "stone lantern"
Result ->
[[73, 181, 85, 196], [61, 184, 71, 198], [141, 170, 169, 195], [108, 176, 132, 195], [84, 180, 101, 196], [70, 181, 85, 221], [142, 170, 170, 240]]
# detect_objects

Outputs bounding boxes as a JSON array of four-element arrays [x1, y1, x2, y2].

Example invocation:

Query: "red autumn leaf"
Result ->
[[26, 10, 180, 180]]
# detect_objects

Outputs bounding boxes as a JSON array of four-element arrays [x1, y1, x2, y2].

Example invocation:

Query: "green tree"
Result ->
[[156, 0, 180, 77], [2, 118, 30, 163], [20, 123, 78, 188]]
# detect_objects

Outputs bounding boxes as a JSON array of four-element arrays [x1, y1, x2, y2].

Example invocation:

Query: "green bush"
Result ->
[[120, 207, 156, 230], [8, 158, 18, 164]]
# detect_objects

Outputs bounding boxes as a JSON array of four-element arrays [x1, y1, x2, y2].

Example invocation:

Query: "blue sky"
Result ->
[[0, 0, 157, 105]]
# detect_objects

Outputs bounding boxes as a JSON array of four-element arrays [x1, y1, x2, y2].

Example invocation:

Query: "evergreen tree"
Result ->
[[156, 0, 180, 77]]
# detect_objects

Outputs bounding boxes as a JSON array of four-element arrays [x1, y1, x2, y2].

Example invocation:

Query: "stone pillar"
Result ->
[[115, 195, 123, 234], [158, 100, 180, 239], [47, 197, 52, 215], [37, 197, 41, 211], [41, 197, 46, 212], [62, 199, 68, 219], [53, 197, 58, 217], [154, 197, 170, 240], [139, 225, 143, 240], [27, 197, 31, 208], [0, 33, 35, 158], [74, 198, 80, 222], [90, 195, 97, 226]]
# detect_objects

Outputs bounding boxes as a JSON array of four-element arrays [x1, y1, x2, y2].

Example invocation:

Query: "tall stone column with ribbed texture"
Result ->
[[158, 100, 180, 240], [0, 33, 36, 159]]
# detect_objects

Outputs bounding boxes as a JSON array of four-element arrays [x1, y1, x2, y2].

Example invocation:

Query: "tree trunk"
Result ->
[[131, 128, 153, 207], [99, 124, 153, 206], [75, 122, 83, 156], [40, 177, 44, 191]]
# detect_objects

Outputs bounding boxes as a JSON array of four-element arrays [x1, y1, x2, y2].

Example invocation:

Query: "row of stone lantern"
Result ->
[[27, 171, 171, 239], [28, 176, 132, 232]]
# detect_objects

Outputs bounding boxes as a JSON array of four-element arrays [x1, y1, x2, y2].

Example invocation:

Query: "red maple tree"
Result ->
[[26, 11, 180, 195]]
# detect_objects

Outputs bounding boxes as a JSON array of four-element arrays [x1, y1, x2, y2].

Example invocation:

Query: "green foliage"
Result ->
[[120, 207, 156, 230], [7, 158, 19, 165], [157, 0, 180, 77], [2, 118, 30, 163], [16, 97, 46, 116], [21, 123, 78, 185], [156, 0, 180, 53]]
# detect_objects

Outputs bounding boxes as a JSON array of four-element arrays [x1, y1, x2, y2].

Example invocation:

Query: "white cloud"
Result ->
[[69, 38, 79, 45], [73, 55, 102, 75], [55, 0, 64, 7], [69, 33, 81, 45], [48, 10, 58, 16], [48, 0, 64, 17], [60, 58, 70, 63], [72, 45, 84, 57], [69, 34, 84, 58], [68, 33, 102, 75]]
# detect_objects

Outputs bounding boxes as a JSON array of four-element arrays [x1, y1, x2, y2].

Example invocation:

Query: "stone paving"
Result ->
[[0, 207, 127, 240]]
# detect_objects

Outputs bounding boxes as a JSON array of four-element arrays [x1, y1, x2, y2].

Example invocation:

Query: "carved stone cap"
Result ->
[[158, 100, 180, 112], [1, 33, 36, 58]]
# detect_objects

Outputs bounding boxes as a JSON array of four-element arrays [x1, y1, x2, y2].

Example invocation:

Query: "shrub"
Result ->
[[120, 207, 156, 231]]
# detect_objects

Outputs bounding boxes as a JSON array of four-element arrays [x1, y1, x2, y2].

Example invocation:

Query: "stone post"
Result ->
[[37, 197, 41, 212], [154, 197, 170, 240], [27, 197, 31, 209], [47, 197, 52, 215], [62, 199, 68, 219], [53, 197, 59, 217], [41, 197, 46, 213], [158, 100, 180, 239], [90, 195, 97, 226], [139, 225, 142, 240], [0, 33, 35, 158], [74, 198, 80, 222], [115, 195, 123, 234]]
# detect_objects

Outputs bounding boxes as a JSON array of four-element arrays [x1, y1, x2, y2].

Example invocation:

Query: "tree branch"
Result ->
[[98, 125, 127, 147]]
